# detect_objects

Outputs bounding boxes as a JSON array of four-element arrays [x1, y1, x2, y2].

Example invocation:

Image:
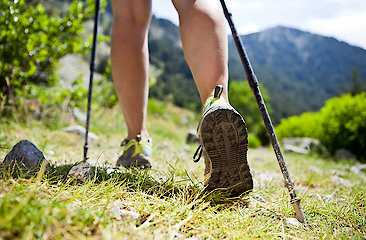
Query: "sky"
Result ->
[[151, 0, 366, 49]]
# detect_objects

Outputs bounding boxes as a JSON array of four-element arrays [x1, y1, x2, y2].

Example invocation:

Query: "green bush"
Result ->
[[276, 112, 322, 140], [319, 93, 366, 159], [0, 0, 93, 107], [276, 93, 366, 160], [248, 134, 261, 148]]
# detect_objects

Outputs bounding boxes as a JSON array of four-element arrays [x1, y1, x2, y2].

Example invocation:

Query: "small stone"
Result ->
[[284, 145, 309, 154], [71, 107, 86, 123], [335, 149, 356, 162], [174, 233, 185, 239], [186, 130, 199, 144], [3, 140, 51, 172], [63, 125, 99, 142], [255, 171, 282, 182], [109, 200, 140, 222], [330, 169, 345, 177], [331, 176, 353, 188], [349, 164, 366, 174], [322, 193, 336, 202], [285, 217, 302, 227], [106, 168, 122, 175], [68, 162, 95, 182], [282, 137, 328, 155], [45, 150, 55, 156]]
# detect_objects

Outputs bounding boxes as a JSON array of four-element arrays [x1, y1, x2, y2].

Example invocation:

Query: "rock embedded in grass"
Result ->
[[331, 176, 353, 188], [285, 217, 302, 227], [186, 130, 199, 144], [3, 140, 51, 172], [67, 162, 95, 182], [109, 200, 140, 223]]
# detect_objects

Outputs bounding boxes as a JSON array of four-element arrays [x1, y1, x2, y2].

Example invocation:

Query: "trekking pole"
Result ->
[[219, 0, 306, 224], [84, 0, 101, 161]]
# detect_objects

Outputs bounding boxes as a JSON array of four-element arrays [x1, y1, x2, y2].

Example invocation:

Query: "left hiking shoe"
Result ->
[[116, 135, 152, 168], [194, 85, 253, 196]]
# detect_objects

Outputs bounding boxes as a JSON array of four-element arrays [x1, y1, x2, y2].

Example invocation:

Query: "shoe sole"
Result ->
[[200, 106, 253, 196]]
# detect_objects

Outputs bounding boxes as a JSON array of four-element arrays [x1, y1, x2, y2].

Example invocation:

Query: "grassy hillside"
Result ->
[[0, 103, 365, 239]]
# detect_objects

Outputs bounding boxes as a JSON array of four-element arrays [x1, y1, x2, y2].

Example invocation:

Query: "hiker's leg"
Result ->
[[172, 0, 229, 103], [111, 0, 151, 140]]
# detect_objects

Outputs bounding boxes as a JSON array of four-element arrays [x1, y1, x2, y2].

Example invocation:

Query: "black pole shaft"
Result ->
[[84, 0, 101, 161], [219, 0, 306, 223]]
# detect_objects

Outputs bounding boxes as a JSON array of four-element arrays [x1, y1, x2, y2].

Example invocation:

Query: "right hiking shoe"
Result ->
[[194, 85, 253, 196], [116, 135, 152, 169]]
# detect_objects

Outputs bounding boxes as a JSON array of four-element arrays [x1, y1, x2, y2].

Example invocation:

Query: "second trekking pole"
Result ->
[[84, 0, 101, 161], [219, 0, 306, 224]]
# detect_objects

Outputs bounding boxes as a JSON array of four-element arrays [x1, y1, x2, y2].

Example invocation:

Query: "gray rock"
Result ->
[[350, 164, 366, 174], [285, 217, 302, 227], [330, 169, 346, 177], [335, 149, 356, 162], [62, 125, 99, 142], [284, 145, 309, 154], [186, 130, 199, 144], [109, 200, 140, 222], [255, 171, 282, 182], [67, 162, 95, 182], [331, 176, 353, 188], [3, 140, 51, 172], [70, 107, 86, 123], [322, 193, 336, 202], [57, 54, 102, 89], [282, 137, 328, 155]]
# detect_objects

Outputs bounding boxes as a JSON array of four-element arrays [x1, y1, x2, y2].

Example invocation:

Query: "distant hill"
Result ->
[[87, 1, 366, 122], [55, 1, 366, 122], [146, 18, 366, 122], [228, 26, 366, 120]]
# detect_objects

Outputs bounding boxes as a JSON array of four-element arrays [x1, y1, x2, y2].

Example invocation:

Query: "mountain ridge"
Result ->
[[226, 25, 366, 120], [98, 9, 366, 122]]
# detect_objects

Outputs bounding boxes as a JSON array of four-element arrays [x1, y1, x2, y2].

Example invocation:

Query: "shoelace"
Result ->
[[120, 135, 142, 147], [193, 145, 203, 163], [192, 85, 223, 163]]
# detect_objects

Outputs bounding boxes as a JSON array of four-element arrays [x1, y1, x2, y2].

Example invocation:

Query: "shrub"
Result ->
[[276, 112, 322, 140], [276, 93, 366, 160], [319, 93, 366, 159], [248, 134, 261, 148], [0, 0, 94, 107]]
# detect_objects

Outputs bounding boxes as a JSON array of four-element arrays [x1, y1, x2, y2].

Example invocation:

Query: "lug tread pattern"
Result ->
[[200, 106, 253, 196]]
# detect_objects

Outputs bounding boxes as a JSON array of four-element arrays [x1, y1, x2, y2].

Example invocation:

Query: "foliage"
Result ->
[[319, 93, 366, 160], [0, 0, 94, 107], [5, 81, 87, 129], [276, 93, 366, 160], [248, 134, 261, 148], [276, 112, 322, 140], [229, 80, 271, 145]]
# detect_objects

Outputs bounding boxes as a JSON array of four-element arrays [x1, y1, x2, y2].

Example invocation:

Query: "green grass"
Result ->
[[0, 101, 365, 239]]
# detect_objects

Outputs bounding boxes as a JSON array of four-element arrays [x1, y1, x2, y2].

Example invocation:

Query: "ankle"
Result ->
[[127, 129, 150, 141]]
